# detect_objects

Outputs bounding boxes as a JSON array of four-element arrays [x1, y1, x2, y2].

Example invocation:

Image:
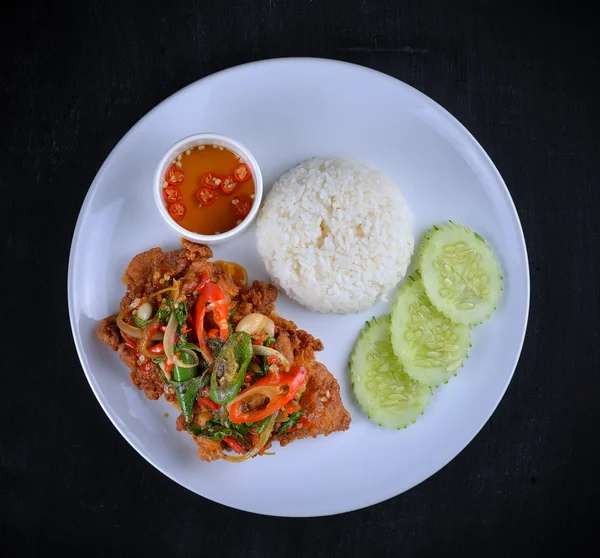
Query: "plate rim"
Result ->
[[68, 57, 530, 517]]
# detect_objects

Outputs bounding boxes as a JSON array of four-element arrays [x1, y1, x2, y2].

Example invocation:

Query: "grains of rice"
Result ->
[[256, 157, 414, 313]]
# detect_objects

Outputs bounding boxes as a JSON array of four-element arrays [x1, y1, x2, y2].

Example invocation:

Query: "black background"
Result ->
[[1, 0, 598, 556]]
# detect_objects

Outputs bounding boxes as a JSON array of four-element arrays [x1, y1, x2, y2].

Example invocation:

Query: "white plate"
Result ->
[[69, 58, 529, 517]]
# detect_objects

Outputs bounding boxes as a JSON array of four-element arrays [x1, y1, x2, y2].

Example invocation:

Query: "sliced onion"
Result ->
[[236, 313, 275, 338], [117, 302, 163, 341], [163, 312, 178, 361], [163, 312, 198, 368], [252, 345, 290, 370], [138, 318, 160, 358], [172, 279, 181, 303], [224, 412, 278, 463], [150, 286, 177, 298], [158, 361, 172, 381], [226, 384, 282, 411], [176, 348, 199, 368]]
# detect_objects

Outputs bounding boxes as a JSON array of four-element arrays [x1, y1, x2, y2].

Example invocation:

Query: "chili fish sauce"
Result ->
[[162, 144, 255, 235]]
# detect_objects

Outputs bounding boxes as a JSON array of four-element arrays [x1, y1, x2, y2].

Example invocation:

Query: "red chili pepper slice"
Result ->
[[232, 196, 251, 218], [197, 396, 221, 411], [201, 172, 222, 190], [228, 366, 307, 424], [283, 401, 301, 415], [123, 335, 137, 350], [168, 202, 186, 221], [148, 342, 164, 355], [220, 175, 238, 195], [196, 187, 217, 206], [165, 166, 185, 185], [233, 163, 251, 182], [194, 281, 229, 363], [223, 436, 245, 454], [163, 185, 182, 204]]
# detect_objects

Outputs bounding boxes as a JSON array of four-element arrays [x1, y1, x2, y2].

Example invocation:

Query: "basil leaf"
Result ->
[[134, 316, 151, 329], [186, 423, 247, 446], [254, 416, 273, 435], [277, 410, 304, 435], [173, 334, 187, 353], [224, 418, 248, 437], [156, 297, 173, 322], [174, 302, 187, 327]]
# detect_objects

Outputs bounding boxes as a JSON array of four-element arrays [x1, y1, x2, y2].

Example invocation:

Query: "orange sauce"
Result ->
[[163, 145, 255, 235]]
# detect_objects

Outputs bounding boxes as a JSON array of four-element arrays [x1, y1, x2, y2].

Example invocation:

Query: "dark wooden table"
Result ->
[[2, 0, 598, 555]]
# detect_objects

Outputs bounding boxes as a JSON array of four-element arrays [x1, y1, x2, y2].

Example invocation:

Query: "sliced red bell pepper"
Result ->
[[194, 277, 229, 363], [228, 365, 307, 424]]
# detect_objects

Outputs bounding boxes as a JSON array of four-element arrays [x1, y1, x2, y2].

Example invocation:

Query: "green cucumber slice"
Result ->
[[419, 222, 502, 325], [391, 275, 471, 387], [350, 316, 431, 429]]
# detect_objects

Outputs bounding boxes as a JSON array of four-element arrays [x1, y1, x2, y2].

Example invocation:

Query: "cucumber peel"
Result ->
[[391, 274, 471, 387], [350, 316, 431, 429], [419, 221, 502, 325]]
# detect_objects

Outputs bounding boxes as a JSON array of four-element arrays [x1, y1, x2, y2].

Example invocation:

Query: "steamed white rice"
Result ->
[[256, 157, 414, 313]]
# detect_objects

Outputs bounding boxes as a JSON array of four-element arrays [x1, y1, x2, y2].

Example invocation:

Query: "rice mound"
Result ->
[[256, 157, 414, 314]]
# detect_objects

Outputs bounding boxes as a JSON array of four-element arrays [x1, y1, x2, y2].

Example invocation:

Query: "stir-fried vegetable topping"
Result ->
[[116, 270, 309, 462], [227, 365, 307, 424], [194, 278, 229, 362], [210, 332, 253, 404], [277, 410, 304, 435], [155, 300, 171, 322]]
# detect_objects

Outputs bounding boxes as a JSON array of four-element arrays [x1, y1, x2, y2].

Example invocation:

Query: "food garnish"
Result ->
[[210, 332, 253, 404], [97, 240, 350, 461], [168, 202, 186, 221], [220, 175, 238, 195], [419, 222, 502, 325], [201, 172, 222, 190], [350, 316, 431, 428], [195, 187, 217, 206], [350, 223, 501, 428], [233, 163, 251, 182], [163, 185, 182, 204], [390, 274, 472, 387], [165, 166, 185, 185], [231, 196, 251, 218]]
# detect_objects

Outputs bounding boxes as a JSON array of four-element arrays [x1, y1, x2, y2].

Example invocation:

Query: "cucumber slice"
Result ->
[[350, 316, 431, 429], [391, 275, 471, 387], [419, 222, 502, 325]]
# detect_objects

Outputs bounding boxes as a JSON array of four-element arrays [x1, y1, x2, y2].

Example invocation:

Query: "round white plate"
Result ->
[[69, 58, 529, 517]]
